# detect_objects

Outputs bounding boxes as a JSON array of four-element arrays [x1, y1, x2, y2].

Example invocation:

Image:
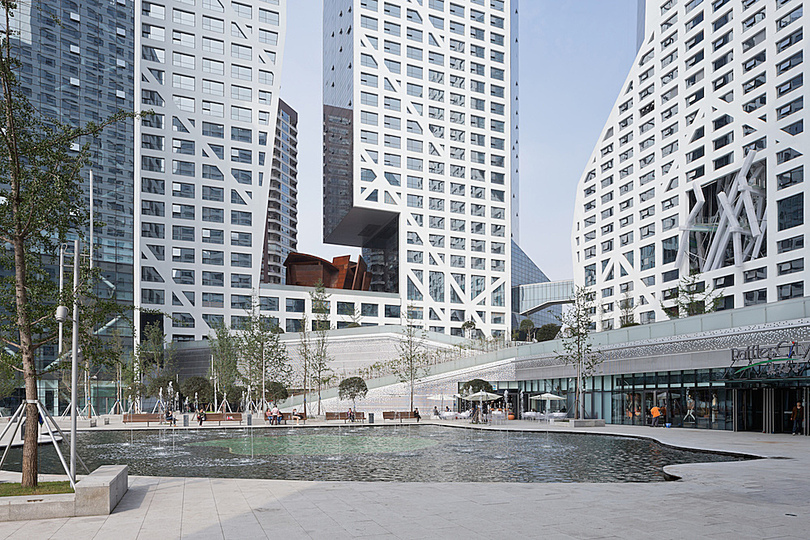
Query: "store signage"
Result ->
[[726, 341, 810, 380]]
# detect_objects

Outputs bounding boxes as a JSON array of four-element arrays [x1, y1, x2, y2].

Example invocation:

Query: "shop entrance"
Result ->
[[735, 388, 763, 432], [643, 390, 669, 426], [774, 387, 803, 434]]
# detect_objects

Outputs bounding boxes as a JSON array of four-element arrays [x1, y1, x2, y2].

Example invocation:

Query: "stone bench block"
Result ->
[[0, 465, 128, 521], [74, 465, 128, 516]]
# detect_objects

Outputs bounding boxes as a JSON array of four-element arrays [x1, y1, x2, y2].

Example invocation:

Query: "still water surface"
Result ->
[[3, 425, 743, 483]]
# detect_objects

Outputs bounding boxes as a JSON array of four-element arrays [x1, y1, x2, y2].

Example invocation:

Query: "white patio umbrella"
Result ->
[[529, 393, 565, 414], [461, 391, 502, 423], [425, 393, 461, 411]]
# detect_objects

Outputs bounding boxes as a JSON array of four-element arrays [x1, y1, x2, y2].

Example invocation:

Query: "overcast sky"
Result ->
[[281, 1, 639, 281]]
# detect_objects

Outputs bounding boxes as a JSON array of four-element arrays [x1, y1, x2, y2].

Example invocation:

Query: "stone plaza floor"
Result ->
[[0, 419, 808, 539]]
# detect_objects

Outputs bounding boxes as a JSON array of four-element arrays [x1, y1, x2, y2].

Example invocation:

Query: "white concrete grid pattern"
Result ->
[[572, 0, 809, 331], [135, 0, 288, 341], [324, 0, 517, 339]]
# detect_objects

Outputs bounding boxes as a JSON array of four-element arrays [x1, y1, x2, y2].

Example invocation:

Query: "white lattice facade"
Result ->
[[572, 0, 808, 331], [135, 0, 287, 340], [323, 0, 518, 339]]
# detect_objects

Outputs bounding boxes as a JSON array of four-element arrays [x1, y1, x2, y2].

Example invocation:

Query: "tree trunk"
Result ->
[[15, 239, 39, 488], [409, 372, 414, 412]]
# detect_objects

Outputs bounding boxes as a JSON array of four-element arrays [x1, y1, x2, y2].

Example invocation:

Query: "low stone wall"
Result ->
[[569, 419, 606, 428], [0, 465, 128, 521]]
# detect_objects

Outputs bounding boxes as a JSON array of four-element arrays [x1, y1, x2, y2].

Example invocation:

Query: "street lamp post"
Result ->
[[54, 238, 80, 483]]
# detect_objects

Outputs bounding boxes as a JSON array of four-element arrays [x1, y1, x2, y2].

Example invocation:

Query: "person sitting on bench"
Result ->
[[413, 408, 421, 422], [347, 407, 356, 422], [291, 408, 302, 425], [165, 409, 176, 426]]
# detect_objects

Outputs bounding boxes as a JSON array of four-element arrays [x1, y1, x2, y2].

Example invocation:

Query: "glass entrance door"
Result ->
[[774, 388, 802, 434], [644, 390, 668, 426], [736, 388, 764, 432]]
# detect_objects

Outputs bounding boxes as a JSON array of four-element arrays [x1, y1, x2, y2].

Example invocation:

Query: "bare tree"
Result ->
[[308, 282, 332, 414], [390, 309, 431, 411], [557, 286, 602, 420]]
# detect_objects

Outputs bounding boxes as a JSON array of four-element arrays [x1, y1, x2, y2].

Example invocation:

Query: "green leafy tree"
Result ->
[[338, 376, 368, 412], [238, 296, 290, 405], [0, 356, 20, 400], [180, 376, 213, 407], [135, 322, 176, 393], [557, 286, 602, 420], [667, 271, 722, 318], [309, 282, 332, 414], [266, 381, 288, 403], [146, 374, 175, 401], [390, 309, 431, 411], [518, 318, 535, 341], [209, 321, 239, 407], [460, 378, 493, 394], [0, 1, 139, 485], [535, 323, 561, 342]]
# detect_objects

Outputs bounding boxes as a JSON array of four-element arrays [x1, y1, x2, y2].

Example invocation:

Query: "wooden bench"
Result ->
[[382, 411, 419, 423], [325, 411, 366, 423], [203, 412, 243, 425], [122, 413, 163, 426], [280, 412, 307, 424]]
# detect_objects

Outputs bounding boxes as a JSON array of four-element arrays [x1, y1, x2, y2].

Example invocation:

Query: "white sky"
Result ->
[[281, 0, 639, 281]]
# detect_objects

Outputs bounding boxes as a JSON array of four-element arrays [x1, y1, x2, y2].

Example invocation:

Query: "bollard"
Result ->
[[104, 417, 110, 425], [247, 413, 252, 426], [183, 414, 189, 427], [368, 412, 374, 424]]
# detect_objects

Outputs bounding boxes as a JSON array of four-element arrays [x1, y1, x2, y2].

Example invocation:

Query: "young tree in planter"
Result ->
[[209, 321, 239, 409], [667, 271, 722, 318], [297, 314, 312, 415], [309, 282, 333, 414], [180, 376, 213, 408], [390, 309, 431, 411], [461, 318, 477, 340], [238, 300, 291, 406], [338, 376, 368, 413], [0, 1, 144, 487], [557, 286, 602, 420]]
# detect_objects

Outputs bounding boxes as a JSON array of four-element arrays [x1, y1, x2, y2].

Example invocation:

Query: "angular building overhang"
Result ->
[[323, 206, 399, 249]]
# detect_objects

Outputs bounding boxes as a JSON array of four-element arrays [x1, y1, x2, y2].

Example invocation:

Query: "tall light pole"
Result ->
[[55, 238, 80, 483], [70, 239, 80, 481]]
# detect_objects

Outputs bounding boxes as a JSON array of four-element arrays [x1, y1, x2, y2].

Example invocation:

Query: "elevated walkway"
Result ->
[[514, 279, 575, 316]]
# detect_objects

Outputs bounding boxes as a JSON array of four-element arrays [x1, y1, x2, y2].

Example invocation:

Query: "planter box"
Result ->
[[0, 465, 127, 522]]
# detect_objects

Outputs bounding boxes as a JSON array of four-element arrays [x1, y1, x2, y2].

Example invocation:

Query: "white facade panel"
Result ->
[[572, 0, 808, 331], [135, 0, 288, 340], [325, 0, 518, 339]]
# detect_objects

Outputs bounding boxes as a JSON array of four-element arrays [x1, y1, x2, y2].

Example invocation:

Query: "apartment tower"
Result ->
[[323, 0, 519, 338], [136, 0, 288, 341], [572, 0, 807, 329]]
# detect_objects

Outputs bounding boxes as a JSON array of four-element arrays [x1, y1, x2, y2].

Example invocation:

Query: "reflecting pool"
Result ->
[[2, 425, 745, 483]]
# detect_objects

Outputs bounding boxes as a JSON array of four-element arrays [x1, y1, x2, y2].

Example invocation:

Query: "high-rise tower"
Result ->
[[135, 0, 288, 341], [323, 0, 519, 338], [262, 98, 299, 284], [572, 0, 808, 330]]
